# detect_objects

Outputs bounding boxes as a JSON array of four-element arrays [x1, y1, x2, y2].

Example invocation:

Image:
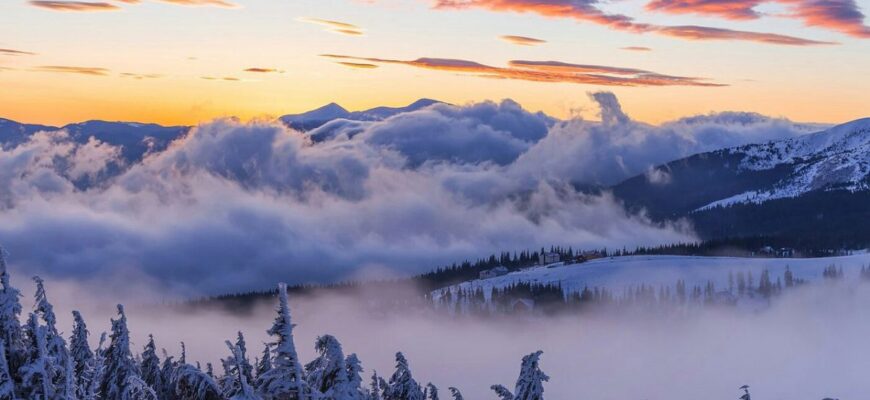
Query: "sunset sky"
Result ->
[[2, 0, 869, 126]]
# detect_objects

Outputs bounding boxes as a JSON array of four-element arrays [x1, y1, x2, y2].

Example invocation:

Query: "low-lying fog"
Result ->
[[15, 274, 869, 400]]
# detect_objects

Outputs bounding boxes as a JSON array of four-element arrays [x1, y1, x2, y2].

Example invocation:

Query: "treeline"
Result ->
[[0, 250, 553, 400], [434, 264, 867, 317]]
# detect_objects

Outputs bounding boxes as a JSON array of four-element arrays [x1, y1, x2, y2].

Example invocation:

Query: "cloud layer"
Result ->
[[324, 54, 726, 87], [429, 0, 839, 45], [0, 93, 824, 295]]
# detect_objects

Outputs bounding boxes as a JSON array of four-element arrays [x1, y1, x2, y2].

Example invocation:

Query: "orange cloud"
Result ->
[[33, 65, 110, 75], [500, 35, 547, 45], [29, 1, 120, 11], [336, 62, 379, 69], [658, 25, 836, 45], [156, 0, 238, 8], [621, 46, 652, 51], [646, 0, 763, 20], [322, 54, 725, 87], [244, 67, 282, 73], [647, 0, 870, 38], [201, 76, 239, 81], [120, 72, 162, 79], [300, 17, 365, 36], [0, 48, 37, 56], [429, 0, 834, 45]]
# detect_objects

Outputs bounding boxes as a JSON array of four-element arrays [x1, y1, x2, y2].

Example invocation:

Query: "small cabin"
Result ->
[[541, 252, 560, 265], [510, 298, 535, 313]]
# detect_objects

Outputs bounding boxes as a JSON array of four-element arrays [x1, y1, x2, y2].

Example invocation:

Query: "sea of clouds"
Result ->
[[0, 92, 823, 295]]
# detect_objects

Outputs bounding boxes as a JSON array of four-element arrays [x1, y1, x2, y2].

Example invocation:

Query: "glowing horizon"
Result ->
[[2, 0, 869, 126]]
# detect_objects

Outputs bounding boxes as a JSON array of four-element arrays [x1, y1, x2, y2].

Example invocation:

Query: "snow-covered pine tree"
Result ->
[[368, 372, 382, 400], [171, 363, 224, 400], [158, 351, 177, 400], [0, 248, 25, 374], [384, 352, 424, 400], [256, 283, 314, 400], [79, 333, 107, 400], [32, 276, 74, 397], [447, 387, 463, 400], [512, 351, 548, 400], [255, 343, 272, 381], [101, 305, 145, 400], [234, 332, 255, 385], [70, 311, 94, 393], [0, 341, 15, 399], [223, 340, 261, 400], [345, 353, 366, 400], [305, 334, 351, 399], [490, 385, 513, 400], [140, 335, 163, 394], [425, 383, 438, 400], [19, 313, 55, 399]]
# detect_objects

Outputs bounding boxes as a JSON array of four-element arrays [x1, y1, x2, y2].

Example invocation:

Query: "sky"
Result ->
[[1, 0, 869, 126]]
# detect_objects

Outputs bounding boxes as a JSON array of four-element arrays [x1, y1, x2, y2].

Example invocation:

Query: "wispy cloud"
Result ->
[[120, 72, 162, 79], [29, 1, 120, 11], [646, 0, 870, 38], [322, 54, 725, 87], [156, 0, 238, 8], [32, 65, 110, 75], [658, 25, 836, 45], [300, 17, 365, 36], [244, 67, 283, 73], [336, 61, 379, 69], [621, 46, 652, 51], [201, 76, 240, 81], [0, 48, 37, 56], [429, 0, 835, 45], [500, 35, 547, 46]]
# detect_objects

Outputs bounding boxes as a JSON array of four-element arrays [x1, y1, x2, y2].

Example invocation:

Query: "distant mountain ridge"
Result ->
[[279, 98, 442, 130], [611, 118, 870, 245]]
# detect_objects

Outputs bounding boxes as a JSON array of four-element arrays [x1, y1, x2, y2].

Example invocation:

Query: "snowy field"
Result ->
[[438, 253, 870, 298]]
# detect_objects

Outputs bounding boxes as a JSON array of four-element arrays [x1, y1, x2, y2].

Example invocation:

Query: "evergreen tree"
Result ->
[[784, 266, 795, 288], [384, 352, 424, 400], [447, 387, 463, 400], [32, 276, 73, 397], [0, 341, 15, 399], [739, 385, 751, 400], [223, 340, 260, 400], [140, 335, 163, 394], [70, 311, 94, 394], [255, 344, 272, 381], [305, 334, 350, 398], [101, 305, 143, 400], [19, 314, 55, 399], [171, 363, 223, 400], [79, 333, 107, 400], [234, 332, 255, 385], [345, 354, 366, 400], [0, 249, 25, 375], [512, 351, 548, 400], [368, 372, 382, 400], [490, 385, 513, 400], [425, 383, 438, 400], [256, 283, 313, 400]]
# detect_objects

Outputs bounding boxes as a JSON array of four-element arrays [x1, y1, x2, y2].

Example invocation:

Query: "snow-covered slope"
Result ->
[[698, 118, 870, 209], [436, 253, 870, 299]]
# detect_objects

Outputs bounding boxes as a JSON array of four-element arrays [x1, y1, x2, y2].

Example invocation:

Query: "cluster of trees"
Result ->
[[433, 265, 860, 316], [0, 250, 551, 400]]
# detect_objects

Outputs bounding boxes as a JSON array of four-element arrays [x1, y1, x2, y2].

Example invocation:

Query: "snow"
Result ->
[[434, 253, 870, 300], [698, 118, 870, 210]]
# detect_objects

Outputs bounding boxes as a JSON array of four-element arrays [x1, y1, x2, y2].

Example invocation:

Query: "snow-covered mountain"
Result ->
[[608, 118, 870, 243], [279, 98, 441, 130], [699, 118, 870, 209]]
